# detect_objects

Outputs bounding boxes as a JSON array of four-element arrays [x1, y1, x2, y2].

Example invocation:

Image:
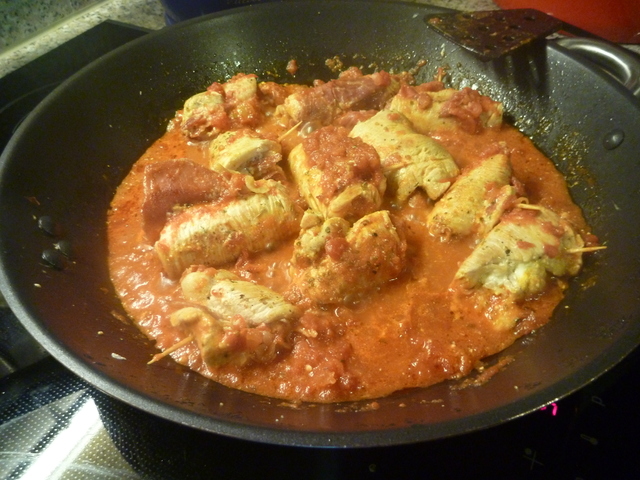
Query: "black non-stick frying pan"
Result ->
[[1, 1, 639, 447]]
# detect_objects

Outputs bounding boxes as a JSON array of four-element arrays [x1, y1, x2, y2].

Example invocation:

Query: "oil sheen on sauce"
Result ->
[[108, 79, 590, 404]]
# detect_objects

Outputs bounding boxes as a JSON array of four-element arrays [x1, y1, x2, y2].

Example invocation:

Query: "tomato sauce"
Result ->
[[107, 75, 591, 403]]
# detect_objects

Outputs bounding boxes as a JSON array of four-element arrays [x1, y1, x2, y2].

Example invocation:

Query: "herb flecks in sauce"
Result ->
[[108, 67, 600, 403]]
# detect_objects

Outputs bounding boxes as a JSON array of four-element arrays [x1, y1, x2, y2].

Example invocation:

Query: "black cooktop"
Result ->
[[1, 342, 638, 479], [1, 20, 639, 480]]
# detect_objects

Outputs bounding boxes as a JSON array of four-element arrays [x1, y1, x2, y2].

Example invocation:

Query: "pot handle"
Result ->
[[555, 37, 640, 99]]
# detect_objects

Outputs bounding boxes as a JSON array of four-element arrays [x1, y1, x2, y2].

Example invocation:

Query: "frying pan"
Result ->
[[1, 1, 639, 448]]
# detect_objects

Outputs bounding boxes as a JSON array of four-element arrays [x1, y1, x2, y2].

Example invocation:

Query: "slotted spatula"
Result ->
[[424, 9, 563, 61]]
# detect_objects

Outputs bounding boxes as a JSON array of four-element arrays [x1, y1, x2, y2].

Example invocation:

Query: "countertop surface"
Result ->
[[0, 0, 165, 78], [0, 0, 498, 79], [2, 0, 640, 80]]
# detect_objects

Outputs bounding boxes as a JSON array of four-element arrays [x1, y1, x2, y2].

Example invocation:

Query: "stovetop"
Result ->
[[1, 342, 638, 479], [1, 20, 639, 480]]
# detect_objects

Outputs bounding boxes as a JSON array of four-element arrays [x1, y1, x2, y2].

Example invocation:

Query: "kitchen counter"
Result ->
[[0, 0, 498, 79], [0, 0, 165, 78]]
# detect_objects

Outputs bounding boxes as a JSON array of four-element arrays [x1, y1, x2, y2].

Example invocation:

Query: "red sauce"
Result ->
[[302, 126, 384, 201], [107, 73, 592, 403]]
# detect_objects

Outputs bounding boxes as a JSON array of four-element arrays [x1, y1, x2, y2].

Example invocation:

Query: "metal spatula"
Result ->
[[424, 9, 563, 61]]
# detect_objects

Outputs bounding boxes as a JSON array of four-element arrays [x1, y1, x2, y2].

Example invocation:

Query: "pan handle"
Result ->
[[555, 37, 640, 99]]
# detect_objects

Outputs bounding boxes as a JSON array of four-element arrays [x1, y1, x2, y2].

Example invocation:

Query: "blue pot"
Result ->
[[159, 0, 274, 24]]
